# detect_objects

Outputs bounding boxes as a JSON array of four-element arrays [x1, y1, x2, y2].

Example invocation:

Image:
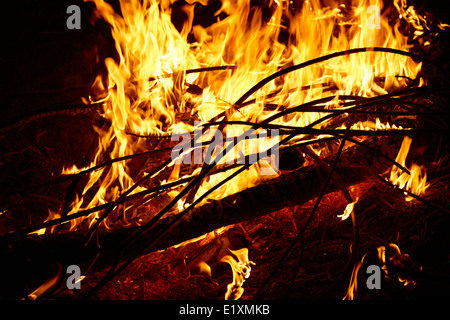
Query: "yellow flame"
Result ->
[[45, 0, 434, 233], [221, 248, 254, 300], [343, 253, 366, 300], [199, 261, 212, 278], [30, 209, 62, 235], [389, 136, 428, 201], [27, 263, 63, 300], [61, 164, 92, 175], [338, 197, 359, 221], [377, 243, 419, 287]]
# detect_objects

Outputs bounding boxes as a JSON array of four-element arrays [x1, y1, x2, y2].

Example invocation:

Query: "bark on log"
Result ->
[[122, 135, 402, 256], [0, 135, 404, 298]]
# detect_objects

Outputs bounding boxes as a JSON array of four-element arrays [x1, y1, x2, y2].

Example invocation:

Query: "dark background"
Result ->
[[0, 0, 102, 128]]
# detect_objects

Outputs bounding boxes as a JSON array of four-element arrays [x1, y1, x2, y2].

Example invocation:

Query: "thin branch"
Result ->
[[14, 103, 440, 237], [32, 148, 173, 191], [84, 156, 173, 243], [146, 65, 237, 82], [233, 47, 429, 107], [119, 85, 446, 141]]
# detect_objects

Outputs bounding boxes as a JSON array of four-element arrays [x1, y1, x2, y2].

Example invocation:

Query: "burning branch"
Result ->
[[4, 133, 428, 294]]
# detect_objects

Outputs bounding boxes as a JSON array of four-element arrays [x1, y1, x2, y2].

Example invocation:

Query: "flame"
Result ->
[[377, 243, 420, 287], [61, 164, 93, 175], [345, 118, 404, 131], [343, 253, 366, 300], [389, 136, 428, 201], [338, 197, 359, 221], [27, 263, 63, 300], [344, 243, 419, 299], [221, 248, 254, 300], [37, 0, 437, 235], [195, 261, 212, 278], [30, 209, 62, 235]]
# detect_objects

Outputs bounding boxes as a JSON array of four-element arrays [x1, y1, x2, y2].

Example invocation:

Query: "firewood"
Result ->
[[1, 135, 405, 282]]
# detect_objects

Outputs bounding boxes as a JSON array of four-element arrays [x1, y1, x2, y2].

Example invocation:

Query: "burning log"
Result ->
[[0, 134, 409, 297]]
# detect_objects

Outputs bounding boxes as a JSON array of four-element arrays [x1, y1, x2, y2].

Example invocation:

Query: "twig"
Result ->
[[300, 145, 353, 203], [12, 103, 436, 237], [84, 156, 173, 244], [31, 148, 173, 191], [146, 65, 237, 82]]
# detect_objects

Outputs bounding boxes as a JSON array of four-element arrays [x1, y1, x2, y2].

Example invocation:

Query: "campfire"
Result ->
[[0, 0, 449, 301]]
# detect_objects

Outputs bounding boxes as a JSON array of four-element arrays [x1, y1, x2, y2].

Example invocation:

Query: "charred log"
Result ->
[[0, 135, 412, 299]]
